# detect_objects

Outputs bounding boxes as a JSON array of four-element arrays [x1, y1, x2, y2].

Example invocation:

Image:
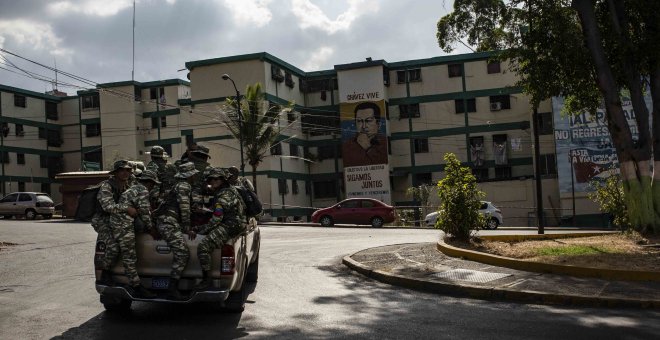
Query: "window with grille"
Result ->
[[489, 95, 511, 110], [455, 98, 476, 114], [448, 64, 462, 77], [414, 138, 429, 153], [81, 93, 99, 110], [408, 69, 421, 82], [86, 123, 101, 137], [271, 143, 282, 155], [278, 178, 288, 195], [292, 180, 299, 195], [472, 168, 489, 181], [538, 112, 554, 135], [399, 104, 420, 118], [539, 154, 557, 176], [14, 94, 26, 108], [487, 61, 501, 74], [17, 153, 25, 165], [289, 144, 299, 157], [15, 124, 24, 137]]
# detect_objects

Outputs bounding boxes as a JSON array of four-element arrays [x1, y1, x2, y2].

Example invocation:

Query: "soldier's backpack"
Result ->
[[234, 185, 263, 218], [75, 184, 103, 221]]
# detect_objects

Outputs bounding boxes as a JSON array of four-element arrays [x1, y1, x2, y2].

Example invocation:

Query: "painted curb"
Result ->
[[437, 234, 660, 282], [342, 254, 660, 309]]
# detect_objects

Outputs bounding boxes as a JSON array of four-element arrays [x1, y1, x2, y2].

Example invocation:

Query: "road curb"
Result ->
[[436, 234, 660, 282], [342, 253, 660, 309]]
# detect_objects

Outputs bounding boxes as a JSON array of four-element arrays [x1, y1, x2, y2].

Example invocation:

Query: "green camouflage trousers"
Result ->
[[96, 225, 119, 270], [157, 215, 190, 279], [197, 226, 229, 271], [110, 215, 140, 285]]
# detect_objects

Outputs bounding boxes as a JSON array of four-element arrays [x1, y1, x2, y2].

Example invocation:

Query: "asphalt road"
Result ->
[[0, 220, 658, 340]]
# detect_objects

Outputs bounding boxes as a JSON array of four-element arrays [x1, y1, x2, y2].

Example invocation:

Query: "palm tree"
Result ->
[[223, 82, 286, 193]]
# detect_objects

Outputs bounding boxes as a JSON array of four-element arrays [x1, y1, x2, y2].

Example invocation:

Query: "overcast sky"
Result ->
[[0, 0, 465, 94]]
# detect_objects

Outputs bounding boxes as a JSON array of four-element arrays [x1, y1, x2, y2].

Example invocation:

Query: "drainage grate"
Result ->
[[432, 269, 511, 283]]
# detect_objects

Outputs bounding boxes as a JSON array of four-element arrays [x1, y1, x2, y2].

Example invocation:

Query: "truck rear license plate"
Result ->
[[151, 277, 169, 289]]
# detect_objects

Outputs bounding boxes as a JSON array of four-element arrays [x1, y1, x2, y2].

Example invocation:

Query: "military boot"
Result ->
[[194, 271, 212, 290], [167, 278, 183, 300]]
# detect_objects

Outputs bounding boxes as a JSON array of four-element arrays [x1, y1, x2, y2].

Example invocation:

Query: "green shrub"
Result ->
[[435, 153, 485, 241], [588, 173, 631, 231]]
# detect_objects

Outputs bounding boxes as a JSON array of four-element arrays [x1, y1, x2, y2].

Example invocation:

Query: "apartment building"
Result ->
[[0, 51, 611, 226]]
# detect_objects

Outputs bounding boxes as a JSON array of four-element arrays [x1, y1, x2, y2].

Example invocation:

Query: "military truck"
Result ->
[[94, 221, 260, 313]]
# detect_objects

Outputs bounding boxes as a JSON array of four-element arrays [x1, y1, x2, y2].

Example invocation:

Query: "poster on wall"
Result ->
[[553, 94, 651, 194]]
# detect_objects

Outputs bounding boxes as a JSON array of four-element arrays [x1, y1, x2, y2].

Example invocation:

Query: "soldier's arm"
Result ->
[[97, 182, 128, 214], [177, 183, 192, 232], [137, 187, 152, 228]]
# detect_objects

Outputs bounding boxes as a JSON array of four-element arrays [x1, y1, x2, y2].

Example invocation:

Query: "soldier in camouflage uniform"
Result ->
[[107, 170, 160, 298], [188, 167, 247, 289], [155, 162, 198, 299], [146, 146, 177, 205], [92, 160, 138, 285], [188, 145, 213, 223]]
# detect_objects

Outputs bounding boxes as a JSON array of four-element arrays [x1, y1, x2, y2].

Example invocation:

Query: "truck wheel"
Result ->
[[246, 255, 259, 283], [100, 294, 132, 313], [224, 285, 246, 313]]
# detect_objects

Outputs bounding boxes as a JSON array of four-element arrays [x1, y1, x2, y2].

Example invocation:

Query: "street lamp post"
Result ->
[[222, 74, 245, 177]]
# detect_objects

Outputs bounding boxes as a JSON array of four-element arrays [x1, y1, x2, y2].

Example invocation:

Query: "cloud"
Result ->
[[48, 0, 134, 17], [291, 0, 379, 34], [0, 19, 72, 57], [302, 46, 334, 71], [222, 0, 273, 28]]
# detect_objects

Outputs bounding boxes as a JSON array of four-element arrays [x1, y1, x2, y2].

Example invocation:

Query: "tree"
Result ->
[[588, 173, 631, 231], [406, 184, 434, 222], [435, 153, 485, 241], [437, 0, 660, 234], [223, 83, 285, 193]]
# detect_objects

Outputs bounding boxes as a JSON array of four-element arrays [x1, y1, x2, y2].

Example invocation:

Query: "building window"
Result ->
[[317, 145, 335, 161], [46, 101, 58, 120], [305, 180, 311, 195], [18, 182, 25, 191], [396, 70, 406, 83], [271, 143, 282, 155], [278, 178, 288, 195], [84, 150, 102, 164], [414, 138, 429, 153], [17, 153, 25, 165], [313, 180, 337, 199], [493, 134, 508, 165], [271, 65, 284, 82], [151, 116, 166, 128], [399, 104, 420, 118], [14, 94, 26, 108], [86, 123, 101, 137], [292, 180, 299, 195], [81, 93, 100, 110], [0, 151, 9, 164], [495, 166, 512, 179], [408, 69, 421, 82], [47, 129, 63, 147], [185, 134, 194, 148], [454, 98, 477, 114], [285, 72, 295, 88], [163, 144, 172, 157], [448, 64, 462, 78], [15, 124, 24, 137], [538, 112, 554, 135], [539, 154, 557, 176], [150, 87, 164, 100], [41, 183, 51, 194], [289, 144, 299, 157], [414, 173, 433, 185], [489, 95, 511, 110], [40, 155, 48, 168], [487, 61, 501, 74], [1, 122, 8, 137], [134, 86, 142, 101], [470, 136, 485, 167], [287, 112, 296, 123], [160, 116, 167, 128], [39, 127, 46, 139]]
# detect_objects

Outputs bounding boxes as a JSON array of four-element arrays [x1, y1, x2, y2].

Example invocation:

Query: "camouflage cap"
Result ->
[[227, 166, 239, 178], [190, 144, 210, 158], [205, 167, 228, 180], [110, 159, 133, 174], [174, 162, 200, 179], [138, 169, 161, 184], [150, 145, 169, 158]]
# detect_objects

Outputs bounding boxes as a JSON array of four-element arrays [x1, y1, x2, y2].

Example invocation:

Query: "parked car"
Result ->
[[311, 198, 396, 228], [0, 192, 55, 220], [424, 201, 503, 229]]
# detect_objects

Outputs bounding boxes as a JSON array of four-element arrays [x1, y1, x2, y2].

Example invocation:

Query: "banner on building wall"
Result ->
[[553, 94, 651, 194], [344, 164, 391, 203]]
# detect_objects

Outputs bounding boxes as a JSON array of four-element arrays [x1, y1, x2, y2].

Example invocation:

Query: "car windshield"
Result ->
[[36, 194, 53, 203]]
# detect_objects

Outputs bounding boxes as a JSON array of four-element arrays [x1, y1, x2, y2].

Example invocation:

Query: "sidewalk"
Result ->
[[343, 242, 660, 309]]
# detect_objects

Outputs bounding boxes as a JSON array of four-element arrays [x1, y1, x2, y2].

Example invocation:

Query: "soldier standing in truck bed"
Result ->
[[92, 160, 138, 285], [146, 145, 177, 205], [155, 162, 198, 300]]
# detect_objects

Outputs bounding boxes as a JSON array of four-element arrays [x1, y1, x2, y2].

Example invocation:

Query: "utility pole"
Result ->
[[533, 108, 544, 234]]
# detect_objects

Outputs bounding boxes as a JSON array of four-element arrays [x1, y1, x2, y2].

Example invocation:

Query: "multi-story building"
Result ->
[[0, 51, 611, 226]]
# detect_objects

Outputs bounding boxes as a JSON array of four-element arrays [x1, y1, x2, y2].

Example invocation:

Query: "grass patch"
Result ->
[[536, 245, 613, 256]]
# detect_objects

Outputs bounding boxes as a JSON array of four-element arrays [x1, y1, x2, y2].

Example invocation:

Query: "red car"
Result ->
[[311, 198, 396, 228]]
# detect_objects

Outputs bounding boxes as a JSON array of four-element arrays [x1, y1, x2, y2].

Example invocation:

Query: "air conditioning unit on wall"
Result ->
[[490, 102, 502, 111]]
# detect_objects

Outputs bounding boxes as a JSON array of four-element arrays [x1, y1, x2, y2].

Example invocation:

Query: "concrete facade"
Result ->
[[0, 51, 607, 226]]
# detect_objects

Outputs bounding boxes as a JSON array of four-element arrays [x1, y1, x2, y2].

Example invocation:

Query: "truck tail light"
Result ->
[[220, 244, 235, 274]]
